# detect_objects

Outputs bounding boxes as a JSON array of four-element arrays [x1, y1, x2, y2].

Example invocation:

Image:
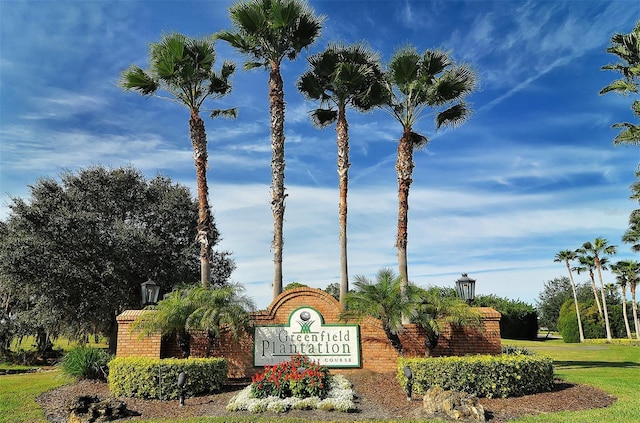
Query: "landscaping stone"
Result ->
[[67, 395, 130, 422], [423, 386, 485, 422]]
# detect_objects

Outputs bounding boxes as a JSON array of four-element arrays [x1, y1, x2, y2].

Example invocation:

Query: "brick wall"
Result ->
[[115, 309, 161, 358], [116, 287, 501, 377]]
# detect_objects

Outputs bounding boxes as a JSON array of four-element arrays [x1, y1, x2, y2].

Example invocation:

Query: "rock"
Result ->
[[423, 387, 485, 422], [68, 395, 130, 422]]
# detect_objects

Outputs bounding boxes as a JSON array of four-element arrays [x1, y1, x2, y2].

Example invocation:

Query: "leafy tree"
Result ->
[[132, 283, 254, 357], [0, 166, 233, 353], [536, 277, 594, 332], [324, 282, 340, 301], [554, 250, 585, 342], [599, 21, 640, 146], [298, 43, 387, 305], [120, 32, 236, 287], [217, 0, 324, 299], [284, 282, 307, 290], [578, 239, 617, 342], [381, 46, 477, 304]]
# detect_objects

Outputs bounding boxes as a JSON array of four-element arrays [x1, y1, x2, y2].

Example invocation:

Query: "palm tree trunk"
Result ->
[[566, 262, 585, 342], [395, 132, 413, 282], [190, 110, 212, 288], [621, 285, 632, 339], [595, 260, 612, 342], [336, 106, 349, 306], [589, 271, 603, 318], [383, 325, 404, 357], [631, 282, 640, 340], [269, 63, 286, 299], [396, 130, 414, 323]]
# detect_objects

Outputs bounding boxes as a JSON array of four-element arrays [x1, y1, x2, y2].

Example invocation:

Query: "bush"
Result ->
[[108, 357, 227, 399], [398, 354, 554, 398], [250, 355, 331, 400], [60, 346, 111, 380], [474, 294, 538, 339]]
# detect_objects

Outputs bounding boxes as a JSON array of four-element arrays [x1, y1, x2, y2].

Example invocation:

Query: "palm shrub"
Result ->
[[60, 346, 111, 380], [250, 355, 331, 399]]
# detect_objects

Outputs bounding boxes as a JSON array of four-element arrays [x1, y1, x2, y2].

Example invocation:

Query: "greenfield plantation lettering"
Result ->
[[253, 306, 360, 367]]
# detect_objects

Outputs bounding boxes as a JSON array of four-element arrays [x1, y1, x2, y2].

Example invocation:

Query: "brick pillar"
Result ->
[[115, 310, 161, 358]]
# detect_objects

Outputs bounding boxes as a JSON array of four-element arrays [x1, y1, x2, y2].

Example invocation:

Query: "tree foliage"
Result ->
[[0, 166, 234, 352], [473, 294, 537, 340]]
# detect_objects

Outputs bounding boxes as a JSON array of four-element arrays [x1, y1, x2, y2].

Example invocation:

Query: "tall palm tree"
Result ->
[[297, 43, 387, 306], [132, 283, 255, 357], [573, 254, 603, 318], [578, 238, 617, 342], [381, 46, 477, 304], [555, 250, 584, 342], [611, 260, 633, 339], [599, 21, 640, 146], [217, 0, 324, 299], [120, 33, 236, 288]]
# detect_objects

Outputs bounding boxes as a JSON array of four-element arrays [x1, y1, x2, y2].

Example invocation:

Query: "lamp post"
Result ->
[[177, 372, 187, 406], [455, 273, 476, 305], [141, 279, 160, 307]]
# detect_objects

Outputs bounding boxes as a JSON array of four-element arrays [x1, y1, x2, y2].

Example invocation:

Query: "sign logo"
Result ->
[[254, 306, 360, 368]]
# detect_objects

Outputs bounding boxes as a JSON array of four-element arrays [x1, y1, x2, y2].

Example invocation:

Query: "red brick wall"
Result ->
[[116, 288, 502, 377], [115, 310, 161, 358]]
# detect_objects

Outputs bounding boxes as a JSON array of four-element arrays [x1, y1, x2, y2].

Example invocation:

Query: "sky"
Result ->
[[1, 0, 640, 310]]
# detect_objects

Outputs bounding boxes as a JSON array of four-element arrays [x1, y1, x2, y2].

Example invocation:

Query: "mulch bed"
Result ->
[[36, 370, 616, 422]]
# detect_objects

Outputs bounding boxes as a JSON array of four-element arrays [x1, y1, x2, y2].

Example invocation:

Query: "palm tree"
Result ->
[[578, 238, 617, 342], [611, 260, 633, 339], [217, 0, 324, 299], [599, 21, 640, 146], [297, 43, 387, 306], [339, 268, 418, 356], [120, 33, 236, 288], [381, 46, 477, 304], [412, 286, 480, 357], [132, 283, 255, 357], [554, 250, 585, 342], [573, 254, 603, 318]]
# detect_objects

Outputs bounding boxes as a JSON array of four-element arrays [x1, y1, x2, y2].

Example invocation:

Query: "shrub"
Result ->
[[250, 355, 331, 400], [398, 354, 554, 399], [108, 357, 227, 399], [60, 346, 111, 380]]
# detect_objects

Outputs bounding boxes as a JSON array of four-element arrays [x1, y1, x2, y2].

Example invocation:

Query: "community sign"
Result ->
[[253, 306, 361, 368]]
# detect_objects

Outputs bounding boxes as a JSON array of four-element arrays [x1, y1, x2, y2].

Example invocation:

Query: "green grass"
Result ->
[[1, 339, 637, 423], [501, 339, 639, 423], [0, 371, 70, 423]]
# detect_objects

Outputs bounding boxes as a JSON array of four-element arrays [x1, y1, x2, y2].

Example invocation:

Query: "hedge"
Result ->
[[398, 354, 554, 399], [108, 357, 227, 399]]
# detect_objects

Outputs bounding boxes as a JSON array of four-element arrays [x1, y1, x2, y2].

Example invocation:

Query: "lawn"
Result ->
[[0, 339, 637, 423]]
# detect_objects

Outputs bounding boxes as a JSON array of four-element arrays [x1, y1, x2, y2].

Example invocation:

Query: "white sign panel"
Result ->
[[254, 306, 361, 368]]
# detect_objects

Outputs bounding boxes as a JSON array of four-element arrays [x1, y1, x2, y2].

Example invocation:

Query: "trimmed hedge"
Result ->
[[398, 354, 554, 399], [108, 357, 227, 399]]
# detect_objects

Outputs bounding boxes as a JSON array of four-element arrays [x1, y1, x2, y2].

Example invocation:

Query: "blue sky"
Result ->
[[1, 0, 639, 310]]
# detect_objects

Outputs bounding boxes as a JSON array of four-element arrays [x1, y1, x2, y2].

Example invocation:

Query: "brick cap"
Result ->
[[116, 309, 153, 322], [471, 307, 501, 319]]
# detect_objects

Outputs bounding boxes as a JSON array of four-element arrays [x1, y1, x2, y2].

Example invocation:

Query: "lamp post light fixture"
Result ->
[[455, 273, 476, 305], [403, 365, 413, 401], [141, 279, 160, 307], [177, 372, 187, 406]]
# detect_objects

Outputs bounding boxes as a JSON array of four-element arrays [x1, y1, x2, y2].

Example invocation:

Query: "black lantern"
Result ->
[[141, 279, 160, 306], [455, 273, 476, 305]]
